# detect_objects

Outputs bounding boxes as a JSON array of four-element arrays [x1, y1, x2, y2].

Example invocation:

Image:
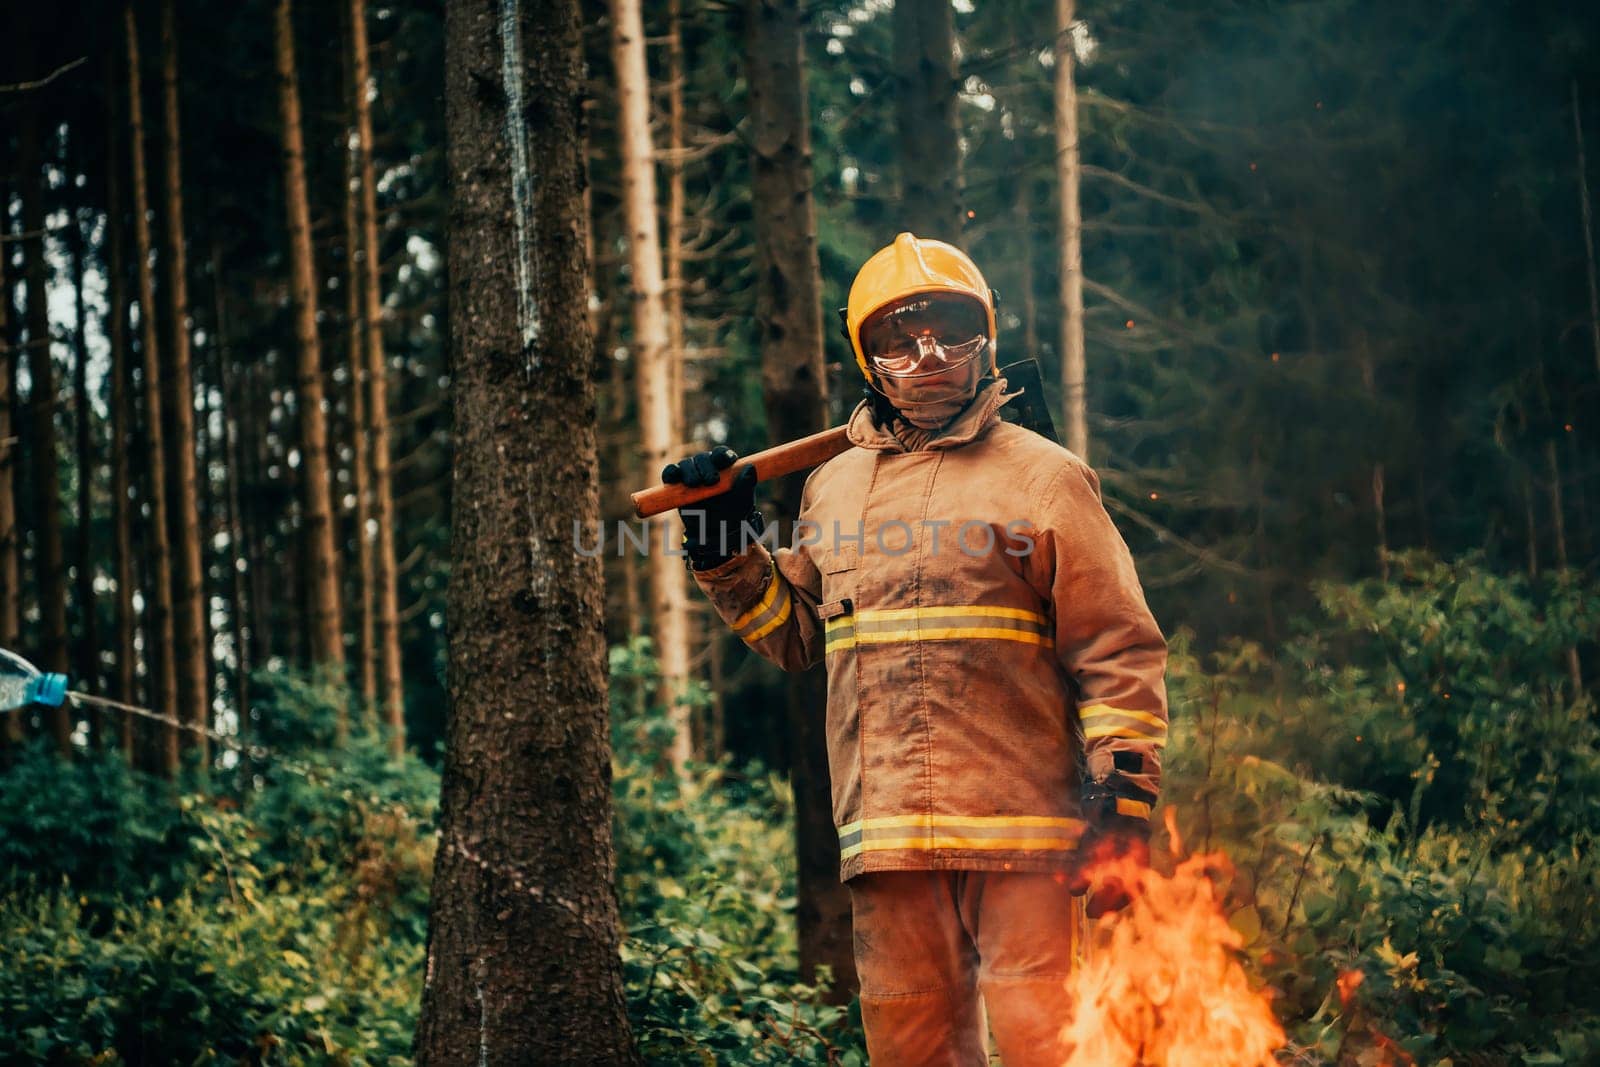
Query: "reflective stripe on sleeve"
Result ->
[[1078, 704, 1168, 745], [734, 562, 793, 645]]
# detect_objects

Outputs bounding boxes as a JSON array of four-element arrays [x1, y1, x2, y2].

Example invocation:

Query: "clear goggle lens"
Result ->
[[868, 333, 989, 378]]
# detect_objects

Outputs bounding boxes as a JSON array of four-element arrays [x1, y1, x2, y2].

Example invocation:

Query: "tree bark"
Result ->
[[417, 1, 639, 1061], [209, 246, 252, 739], [350, 0, 407, 751], [18, 98, 71, 754], [1573, 81, 1600, 384], [611, 0, 692, 772], [70, 208, 100, 710], [242, 361, 275, 674], [892, 0, 961, 239], [664, 0, 686, 457], [0, 182, 21, 750], [160, 0, 211, 764], [1544, 438, 1584, 696], [742, 0, 856, 1002], [127, 4, 181, 775], [275, 0, 348, 684], [1055, 0, 1087, 460], [341, 23, 377, 716]]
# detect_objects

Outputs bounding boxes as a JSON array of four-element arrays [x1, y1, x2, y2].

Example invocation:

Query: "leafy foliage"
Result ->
[[1162, 552, 1600, 1064], [0, 657, 868, 1065]]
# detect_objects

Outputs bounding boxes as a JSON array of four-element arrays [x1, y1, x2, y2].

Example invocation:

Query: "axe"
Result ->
[[630, 358, 1059, 519]]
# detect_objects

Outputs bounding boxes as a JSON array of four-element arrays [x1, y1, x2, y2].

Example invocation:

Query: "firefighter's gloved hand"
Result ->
[[662, 446, 764, 571], [1070, 775, 1155, 918]]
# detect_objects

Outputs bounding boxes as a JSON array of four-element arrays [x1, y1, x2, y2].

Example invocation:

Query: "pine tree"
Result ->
[[18, 95, 70, 754], [742, 0, 855, 1000], [417, 0, 639, 1059], [159, 0, 211, 763], [127, 2, 181, 774], [611, 0, 692, 772], [349, 0, 407, 751], [893, 0, 961, 238], [274, 0, 347, 684]]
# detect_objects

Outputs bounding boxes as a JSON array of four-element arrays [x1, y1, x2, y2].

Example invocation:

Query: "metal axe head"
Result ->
[[996, 358, 1061, 445]]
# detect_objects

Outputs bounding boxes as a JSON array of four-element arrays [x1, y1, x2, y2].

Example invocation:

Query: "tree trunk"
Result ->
[[18, 99, 71, 755], [1360, 344, 1389, 580], [159, 0, 211, 764], [107, 80, 136, 737], [1574, 81, 1600, 385], [611, 0, 692, 772], [350, 0, 406, 752], [1544, 438, 1584, 697], [417, 1, 639, 1061], [1055, 0, 1087, 461], [209, 246, 252, 738], [892, 0, 961, 239], [341, 26, 377, 717], [70, 211, 101, 714], [243, 362, 275, 675], [1010, 128, 1039, 361], [742, 0, 856, 1002], [127, 3, 181, 775], [275, 0, 347, 687], [664, 0, 687, 461], [0, 182, 21, 750]]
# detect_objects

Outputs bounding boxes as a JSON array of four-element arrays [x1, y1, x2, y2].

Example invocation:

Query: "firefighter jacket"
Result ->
[[691, 377, 1169, 882]]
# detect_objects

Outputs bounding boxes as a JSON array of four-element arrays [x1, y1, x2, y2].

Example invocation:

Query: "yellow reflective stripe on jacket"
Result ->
[[824, 605, 1050, 654], [1115, 798, 1152, 820], [733, 562, 793, 644], [836, 813, 1083, 861], [1078, 704, 1168, 744]]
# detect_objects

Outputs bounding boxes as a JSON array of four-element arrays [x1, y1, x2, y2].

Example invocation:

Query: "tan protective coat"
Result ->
[[692, 378, 1169, 882]]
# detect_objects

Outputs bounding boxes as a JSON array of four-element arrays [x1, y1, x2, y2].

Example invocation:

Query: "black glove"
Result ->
[[661, 445, 764, 571], [1070, 773, 1156, 917]]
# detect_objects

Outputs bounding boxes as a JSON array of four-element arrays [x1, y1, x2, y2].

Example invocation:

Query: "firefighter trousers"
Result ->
[[848, 869, 1084, 1066]]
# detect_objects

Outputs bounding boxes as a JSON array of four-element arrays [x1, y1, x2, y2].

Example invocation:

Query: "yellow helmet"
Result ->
[[843, 232, 998, 385]]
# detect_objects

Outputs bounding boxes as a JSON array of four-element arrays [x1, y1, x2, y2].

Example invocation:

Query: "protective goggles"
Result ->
[[860, 294, 991, 379]]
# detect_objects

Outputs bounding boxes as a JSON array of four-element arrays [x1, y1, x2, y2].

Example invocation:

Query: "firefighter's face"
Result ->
[[862, 294, 990, 428]]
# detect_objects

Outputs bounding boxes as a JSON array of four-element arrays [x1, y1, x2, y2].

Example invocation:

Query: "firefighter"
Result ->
[[663, 232, 1169, 1065]]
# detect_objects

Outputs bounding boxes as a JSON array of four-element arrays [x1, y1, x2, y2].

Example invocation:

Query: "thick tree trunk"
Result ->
[[275, 0, 347, 684], [18, 101, 71, 754], [417, 1, 639, 1061], [1055, 0, 1088, 460], [0, 184, 21, 750], [160, 0, 211, 764], [611, 0, 692, 772], [350, 0, 407, 752], [742, 0, 855, 1002], [127, 4, 181, 775], [892, 0, 961, 238]]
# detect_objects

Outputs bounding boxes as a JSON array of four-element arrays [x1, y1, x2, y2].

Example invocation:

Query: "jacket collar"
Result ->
[[845, 377, 1020, 454]]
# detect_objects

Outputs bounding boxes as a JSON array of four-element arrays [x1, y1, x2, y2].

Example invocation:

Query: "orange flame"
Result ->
[[1336, 967, 1364, 1010], [1059, 850, 1285, 1067]]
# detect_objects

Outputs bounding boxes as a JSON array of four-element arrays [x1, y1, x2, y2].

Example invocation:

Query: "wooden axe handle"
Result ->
[[631, 425, 853, 518]]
